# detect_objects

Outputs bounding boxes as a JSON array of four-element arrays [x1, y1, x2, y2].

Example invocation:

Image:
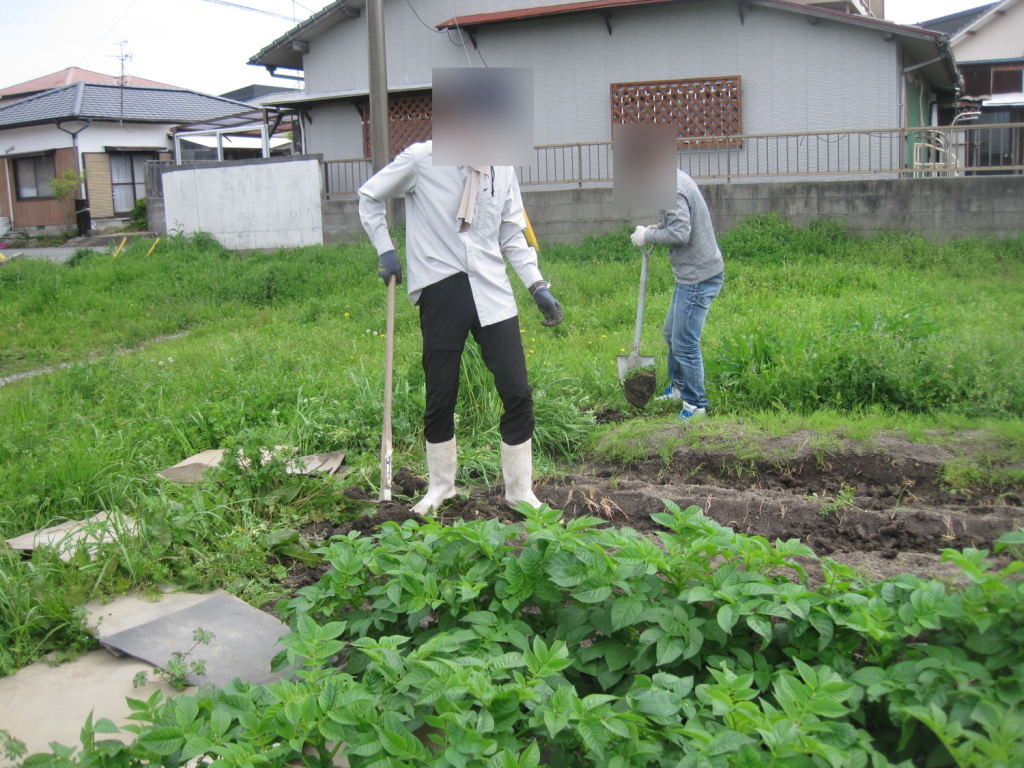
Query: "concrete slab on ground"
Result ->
[[84, 586, 230, 640], [5, 512, 137, 562], [64, 233, 157, 248], [0, 247, 105, 264], [100, 593, 287, 688], [157, 448, 347, 484], [0, 650, 179, 765]]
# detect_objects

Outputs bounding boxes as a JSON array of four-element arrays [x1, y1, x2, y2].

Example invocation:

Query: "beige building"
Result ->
[[921, 0, 1024, 123]]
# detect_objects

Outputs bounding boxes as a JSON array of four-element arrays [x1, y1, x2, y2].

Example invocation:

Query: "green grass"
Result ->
[[0, 216, 1022, 676]]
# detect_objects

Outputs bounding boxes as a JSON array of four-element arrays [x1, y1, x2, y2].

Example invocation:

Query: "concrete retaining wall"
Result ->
[[322, 176, 1024, 246], [702, 176, 1024, 241], [147, 197, 166, 235], [162, 155, 324, 250]]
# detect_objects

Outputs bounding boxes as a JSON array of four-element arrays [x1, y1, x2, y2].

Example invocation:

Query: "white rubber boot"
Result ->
[[411, 437, 458, 516], [501, 439, 543, 510]]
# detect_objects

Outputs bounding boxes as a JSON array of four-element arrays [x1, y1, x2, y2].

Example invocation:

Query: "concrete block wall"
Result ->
[[162, 155, 324, 251], [322, 197, 406, 244], [701, 176, 1024, 241], [147, 197, 166, 235], [520, 187, 660, 241], [325, 177, 1024, 247]]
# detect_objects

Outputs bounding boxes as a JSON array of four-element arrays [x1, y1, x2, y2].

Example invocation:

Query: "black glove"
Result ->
[[529, 281, 564, 328], [377, 249, 402, 286]]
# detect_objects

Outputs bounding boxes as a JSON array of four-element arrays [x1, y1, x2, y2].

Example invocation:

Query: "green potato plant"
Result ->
[[20, 510, 1024, 768]]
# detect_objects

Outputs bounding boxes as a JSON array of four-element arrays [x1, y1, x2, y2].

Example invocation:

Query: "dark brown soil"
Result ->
[[394, 466, 428, 497], [623, 370, 657, 408], [264, 433, 1022, 597], [593, 409, 625, 424]]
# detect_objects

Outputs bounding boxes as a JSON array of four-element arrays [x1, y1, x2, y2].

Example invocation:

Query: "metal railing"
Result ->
[[144, 160, 222, 198], [323, 159, 373, 200], [255, 123, 1024, 199]]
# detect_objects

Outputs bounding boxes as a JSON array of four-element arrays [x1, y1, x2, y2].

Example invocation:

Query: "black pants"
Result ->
[[419, 273, 534, 446]]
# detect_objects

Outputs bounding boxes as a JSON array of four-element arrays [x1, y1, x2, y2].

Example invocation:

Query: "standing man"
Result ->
[[631, 168, 724, 422], [359, 141, 563, 515]]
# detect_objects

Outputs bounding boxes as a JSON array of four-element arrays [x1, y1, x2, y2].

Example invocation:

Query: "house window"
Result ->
[[962, 63, 1024, 97], [610, 77, 742, 144], [357, 93, 433, 159], [14, 154, 57, 199], [109, 152, 155, 214], [993, 66, 1023, 95]]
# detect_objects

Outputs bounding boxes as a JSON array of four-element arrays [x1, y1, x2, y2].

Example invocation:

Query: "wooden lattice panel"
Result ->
[[358, 93, 433, 159], [611, 78, 742, 144]]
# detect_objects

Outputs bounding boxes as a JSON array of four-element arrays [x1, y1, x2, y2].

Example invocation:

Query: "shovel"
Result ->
[[379, 237, 399, 502], [617, 245, 657, 407]]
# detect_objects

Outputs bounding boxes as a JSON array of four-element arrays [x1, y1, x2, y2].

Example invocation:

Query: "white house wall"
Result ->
[[1, 121, 172, 172], [305, 102, 364, 160], [0, 124, 74, 156], [300, 0, 900, 163], [76, 123, 171, 156], [953, 0, 1024, 63]]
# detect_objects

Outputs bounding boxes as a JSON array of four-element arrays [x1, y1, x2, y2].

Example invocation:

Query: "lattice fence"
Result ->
[[358, 93, 433, 159], [610, 77, 742, 144]]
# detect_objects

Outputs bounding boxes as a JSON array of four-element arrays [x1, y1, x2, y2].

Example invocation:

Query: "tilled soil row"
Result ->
[[275, 435, 1021, 600]]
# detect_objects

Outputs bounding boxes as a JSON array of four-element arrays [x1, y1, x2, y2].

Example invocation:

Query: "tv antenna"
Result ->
[[107, 40, 132, 123]]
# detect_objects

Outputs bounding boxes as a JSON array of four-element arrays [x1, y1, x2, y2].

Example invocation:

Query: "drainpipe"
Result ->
[[56, 119, 91, 196], [3, 156, 14, 230]]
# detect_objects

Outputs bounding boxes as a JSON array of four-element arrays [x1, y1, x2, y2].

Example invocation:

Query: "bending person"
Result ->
[[359, 142, 563, 515], [631, 168, 725, 422]]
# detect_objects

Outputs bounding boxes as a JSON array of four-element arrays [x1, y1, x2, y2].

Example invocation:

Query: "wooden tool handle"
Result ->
[[379, 238, 399, 502]]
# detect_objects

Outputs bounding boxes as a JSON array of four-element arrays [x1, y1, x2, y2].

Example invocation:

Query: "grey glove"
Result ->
[[529, 281, 564, 327], [377, 249, 402, 286]]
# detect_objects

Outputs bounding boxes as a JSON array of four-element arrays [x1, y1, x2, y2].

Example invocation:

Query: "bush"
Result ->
[[25, 505, 1024, 768], [65, 248, 97, 268], [129, 198, 148, 231]]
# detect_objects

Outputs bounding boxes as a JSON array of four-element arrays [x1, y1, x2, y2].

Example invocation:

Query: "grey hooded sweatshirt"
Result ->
[[643, 169, 724, 285]]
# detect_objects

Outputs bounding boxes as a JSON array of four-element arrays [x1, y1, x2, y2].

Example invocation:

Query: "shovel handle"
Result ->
[[632, 245, 654, 355], [379, 238, 398, 502]]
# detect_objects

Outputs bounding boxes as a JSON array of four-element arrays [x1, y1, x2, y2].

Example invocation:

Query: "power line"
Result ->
[[200, 0, 297, 21], [445, 0, 474, 67], [76, 0, 138, 67], [405, 0, 440, 32]]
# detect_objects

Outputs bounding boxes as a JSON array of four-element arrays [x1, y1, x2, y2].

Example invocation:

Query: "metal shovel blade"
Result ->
[[617, 352, 656, 383]]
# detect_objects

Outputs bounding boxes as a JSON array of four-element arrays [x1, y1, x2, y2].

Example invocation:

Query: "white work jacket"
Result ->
[[358, 141, 543, 327]]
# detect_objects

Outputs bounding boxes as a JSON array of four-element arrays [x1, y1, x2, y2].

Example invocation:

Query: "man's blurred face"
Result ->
[[432, 68, 534, 166]]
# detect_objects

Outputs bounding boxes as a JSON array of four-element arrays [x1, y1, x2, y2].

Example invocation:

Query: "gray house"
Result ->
[[249, 0, 957, 170]]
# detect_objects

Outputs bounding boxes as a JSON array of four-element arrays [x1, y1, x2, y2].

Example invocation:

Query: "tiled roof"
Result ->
[[919, 3, 998, 35], [0, 67, 180, 99], [0, 83, 252, 129]]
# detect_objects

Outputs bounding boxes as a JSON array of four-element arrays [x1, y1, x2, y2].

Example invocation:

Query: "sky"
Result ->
[[0, 0, 998, 97]]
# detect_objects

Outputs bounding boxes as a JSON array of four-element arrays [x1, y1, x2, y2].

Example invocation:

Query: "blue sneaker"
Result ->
[[655, 385, 684, 402], [678, 401, 707, 422]]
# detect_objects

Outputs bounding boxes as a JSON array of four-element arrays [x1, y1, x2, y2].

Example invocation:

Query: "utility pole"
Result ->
[[367, 0, 392, 222]]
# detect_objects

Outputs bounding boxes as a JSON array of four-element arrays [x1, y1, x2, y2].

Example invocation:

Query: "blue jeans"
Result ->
[[663, 272, 724, 410]]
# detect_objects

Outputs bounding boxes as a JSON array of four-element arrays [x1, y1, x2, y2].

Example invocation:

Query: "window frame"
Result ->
[[12, 152, 58, 202], [107, 150, 157, 215]]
